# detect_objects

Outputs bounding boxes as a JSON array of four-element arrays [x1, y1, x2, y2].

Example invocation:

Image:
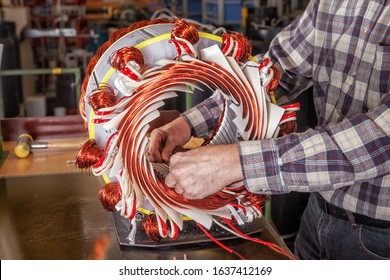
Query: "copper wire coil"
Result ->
[[79, 79, 88, 120], [231, 32, 252, 60], [99, 182, 121, 212], [109, 46, 145, 71], [278, 121, 298, 137], [241, 193, 269, 207], [79, 42, 112, 120], [75, 139, 104, 171], [143, 214, 163, 243], [88, 84, 117, 113], [269, 65, 281, 92], [228, 31, 252, 61], [114, 60, 264, 212], [164, 61, 262, 138], [171, 19, 200, 45], [109, 28, 131, 44], [79, 21, 276, 245]]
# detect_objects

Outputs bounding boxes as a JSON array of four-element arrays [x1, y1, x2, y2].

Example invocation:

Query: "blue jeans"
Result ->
[[294, 193, 390, 259]]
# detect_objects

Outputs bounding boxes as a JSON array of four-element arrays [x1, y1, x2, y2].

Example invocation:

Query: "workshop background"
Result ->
[[0, 0, 315, 260]]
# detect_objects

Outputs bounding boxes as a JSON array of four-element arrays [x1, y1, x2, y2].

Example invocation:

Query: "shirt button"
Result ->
[[363, 26, 369, 34]]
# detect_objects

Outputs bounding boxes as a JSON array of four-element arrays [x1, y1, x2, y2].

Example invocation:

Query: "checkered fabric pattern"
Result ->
[[182, 0, 390, 221]]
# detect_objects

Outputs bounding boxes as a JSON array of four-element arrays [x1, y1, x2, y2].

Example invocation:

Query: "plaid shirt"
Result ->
[[182, 0, 390, 221]]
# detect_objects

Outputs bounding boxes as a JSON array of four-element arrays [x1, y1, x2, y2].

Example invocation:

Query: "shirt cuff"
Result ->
[[238, 139, 286, 194]]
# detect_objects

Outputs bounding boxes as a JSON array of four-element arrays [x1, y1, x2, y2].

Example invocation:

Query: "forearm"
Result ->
[[239, 96, 390, 194]]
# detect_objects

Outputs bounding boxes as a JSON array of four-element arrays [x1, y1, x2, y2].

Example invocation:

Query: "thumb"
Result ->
[[165, 172, 176, 188]]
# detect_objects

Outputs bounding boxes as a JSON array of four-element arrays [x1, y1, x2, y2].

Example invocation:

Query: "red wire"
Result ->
[[92, 131, 118, 169], [196, 222, 246, 260], [222, 218, 297, 260], [229, 203, 247, 214]]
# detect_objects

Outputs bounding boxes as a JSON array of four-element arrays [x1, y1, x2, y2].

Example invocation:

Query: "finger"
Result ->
[[169, 152, 183, 166], [145, 143, 161, 162], [147, 129, 165, 162], [182, 192, 196, 200], [172, 146, 188, 154], [184, 190, 209, 200], [174, 185, 184, 195], [144, 142, 154, 162], [164, 172, 176, 188], [161, 141, 180, 163]]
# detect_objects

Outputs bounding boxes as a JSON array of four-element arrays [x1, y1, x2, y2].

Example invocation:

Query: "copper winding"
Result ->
[[79, 79, 88, 121], [221, 31, 252, 62], [99, 182, 121, 212], [268, 65, 280, 92], [241, 193, 269, 207], [143, 214, 163, 243], [171, 19, 200, 45], [114, 59, 263, 212], [165, 61, 259, 137], [88, 84, 117, 113], [78, 20, 294, 254], [278, 120, 298, 137], [79, 41, 112, 121], [109, 46, 145, 71], [75, 139, 104, 171], [232, 32, 252, 61], [278, 104, 300, 136], [80, 78, 89, 121], [169, 19, 200, 58], [79, 19, 177, 122]]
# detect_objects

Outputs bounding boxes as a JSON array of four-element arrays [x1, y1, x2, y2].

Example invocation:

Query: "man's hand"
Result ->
[[165, 144, 244, 199], [145, 116, 191, 163]]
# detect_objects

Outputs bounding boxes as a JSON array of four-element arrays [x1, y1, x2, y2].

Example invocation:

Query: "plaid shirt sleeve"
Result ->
[[239, 0, 390, 204], [181, 0, 390, 219], [264, 0, 318, 104], [180, 90, 224, 138], [238, 94, 390, 194]]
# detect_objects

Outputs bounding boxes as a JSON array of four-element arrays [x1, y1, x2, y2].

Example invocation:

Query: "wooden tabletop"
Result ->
[[0, 137, 88, 178]]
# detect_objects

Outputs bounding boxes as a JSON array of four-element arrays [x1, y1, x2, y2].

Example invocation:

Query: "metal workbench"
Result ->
[[0, 139, 292, 260]]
